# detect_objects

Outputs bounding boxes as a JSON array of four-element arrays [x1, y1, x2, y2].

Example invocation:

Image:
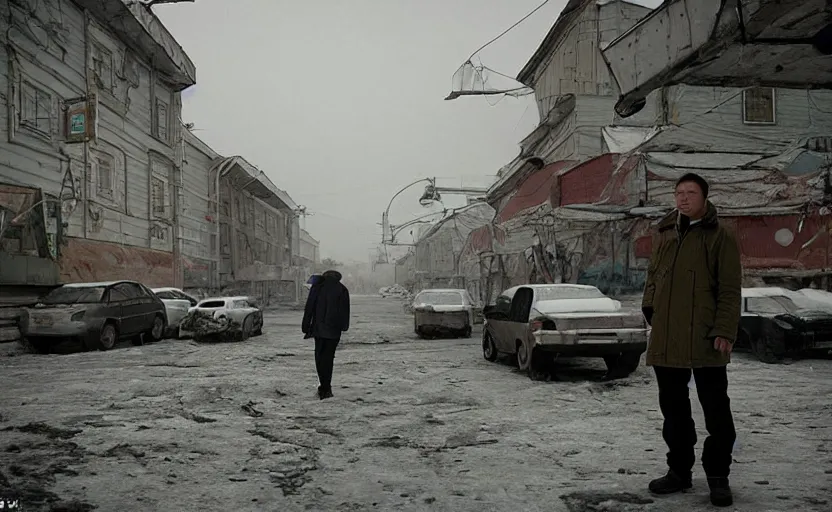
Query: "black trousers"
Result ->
[[654, 365, 737, 478], [314, 337, 340, 392]]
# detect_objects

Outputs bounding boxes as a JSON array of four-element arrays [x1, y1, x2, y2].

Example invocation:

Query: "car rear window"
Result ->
[[415, 292, 463, 305], [198, 300, 226, 308], [42, 286, 106, 305]]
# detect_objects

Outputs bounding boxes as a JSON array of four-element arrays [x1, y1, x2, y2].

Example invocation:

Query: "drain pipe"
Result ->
[[212, 157, 236, 293]]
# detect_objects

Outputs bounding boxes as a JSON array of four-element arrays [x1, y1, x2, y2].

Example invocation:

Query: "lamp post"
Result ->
[[381, 177, 436, 245]]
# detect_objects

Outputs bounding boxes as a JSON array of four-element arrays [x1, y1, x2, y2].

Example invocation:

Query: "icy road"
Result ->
[[0, 295, 830, 511]]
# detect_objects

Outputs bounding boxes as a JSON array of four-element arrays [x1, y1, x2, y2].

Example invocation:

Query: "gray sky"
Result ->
[[156, 0, 567, 263]]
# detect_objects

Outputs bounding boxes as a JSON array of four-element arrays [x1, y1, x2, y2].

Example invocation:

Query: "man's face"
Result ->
[[674, 181, 706, 218]]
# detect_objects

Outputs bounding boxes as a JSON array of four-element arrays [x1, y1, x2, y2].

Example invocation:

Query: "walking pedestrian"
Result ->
[[301, 270, 350, 399], [641, 173, 742, 507]]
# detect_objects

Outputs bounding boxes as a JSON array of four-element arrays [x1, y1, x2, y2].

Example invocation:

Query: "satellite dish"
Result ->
[[774, 228, 794, 247]]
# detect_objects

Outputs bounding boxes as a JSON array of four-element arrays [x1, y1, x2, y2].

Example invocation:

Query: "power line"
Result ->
[[467, 0, 553, 60]]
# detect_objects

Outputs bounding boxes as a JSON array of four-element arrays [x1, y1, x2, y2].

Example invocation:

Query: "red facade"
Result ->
[[554, 153, 617, 206], [633, 214, 831, 271], [496, 161, 574, 223], [59, 238, 175, 287]]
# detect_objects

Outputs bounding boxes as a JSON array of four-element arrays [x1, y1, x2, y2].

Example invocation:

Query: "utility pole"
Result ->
[[294, 205, 313, 231]]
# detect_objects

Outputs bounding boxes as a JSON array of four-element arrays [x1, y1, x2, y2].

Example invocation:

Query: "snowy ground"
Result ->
[[0, 295, 830, 512]]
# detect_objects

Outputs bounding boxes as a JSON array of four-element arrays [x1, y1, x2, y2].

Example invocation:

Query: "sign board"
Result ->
[[64, 94, 98, 143]]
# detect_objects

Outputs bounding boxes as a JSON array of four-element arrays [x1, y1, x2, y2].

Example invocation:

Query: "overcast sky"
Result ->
[[156, 0, 569, 263]]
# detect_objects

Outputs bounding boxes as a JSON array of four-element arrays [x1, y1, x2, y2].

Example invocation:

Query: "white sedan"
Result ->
[[151, 287, 198, 338], [180, 296, 264, 341], [412, 289, 476, 339]]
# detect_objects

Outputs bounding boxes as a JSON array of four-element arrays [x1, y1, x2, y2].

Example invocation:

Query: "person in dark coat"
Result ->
[[642, 173, 741, 508], [301, 270, 350, 399], [302, 274, 323, 340]]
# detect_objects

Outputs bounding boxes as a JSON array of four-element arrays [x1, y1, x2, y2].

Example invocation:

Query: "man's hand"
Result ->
[[714, 337, 733, 355]]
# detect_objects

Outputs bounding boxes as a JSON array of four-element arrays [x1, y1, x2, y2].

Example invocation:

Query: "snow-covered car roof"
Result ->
[[741, 287, 795, 298], [197, 296, 253, 304], [151, 287, 181, 293], [63, 281, 133, 288], [502, 284, 602, 296]]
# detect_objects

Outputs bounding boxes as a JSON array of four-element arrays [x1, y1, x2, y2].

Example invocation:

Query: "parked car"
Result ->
[[412, 289, 476, 339], [737, 287, 832, 363], [20, 281, 167, 353], [481, 284, 648, 380], [179, 296, 263, 342], [151, 287, 198, 338]]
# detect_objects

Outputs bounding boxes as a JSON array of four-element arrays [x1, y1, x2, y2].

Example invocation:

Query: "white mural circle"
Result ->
[[774, 228, 794, 247]]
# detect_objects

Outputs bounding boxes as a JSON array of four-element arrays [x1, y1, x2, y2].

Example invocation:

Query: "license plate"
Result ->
[[33, 316, 53, 326]]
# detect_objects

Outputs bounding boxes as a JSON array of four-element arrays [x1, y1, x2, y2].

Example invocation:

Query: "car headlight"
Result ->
[[70, 311, 85, 321], [773, 319, 793, 330]]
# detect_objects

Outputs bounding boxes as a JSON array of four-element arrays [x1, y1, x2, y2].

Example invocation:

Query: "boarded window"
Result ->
[[743, 87, 775, 124], [20, 81, 52, 134], [155, 99, 168, 140], [152, 177, 166, 216], [96, 154, 114, 197], [92, 43, 113, 91]]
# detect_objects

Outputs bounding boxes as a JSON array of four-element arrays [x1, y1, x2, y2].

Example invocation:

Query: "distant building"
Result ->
[[299, 229, 320, 268]]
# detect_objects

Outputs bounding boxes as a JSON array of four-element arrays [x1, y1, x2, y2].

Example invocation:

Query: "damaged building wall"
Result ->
[[0, 0, 191, 288], [413, 203, 495, 297], [180, 128, 219, 291]]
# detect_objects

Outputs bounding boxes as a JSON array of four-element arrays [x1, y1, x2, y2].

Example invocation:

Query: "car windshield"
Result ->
[[198, 300, 226, 308], [746, 295, 799, 315], [534, 286, 605, 301], [415, 292, 463, 305], [42, 286, 106, 305]]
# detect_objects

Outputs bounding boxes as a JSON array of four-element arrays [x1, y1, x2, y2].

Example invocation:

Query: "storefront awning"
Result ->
[[602, 0, 832, 117]]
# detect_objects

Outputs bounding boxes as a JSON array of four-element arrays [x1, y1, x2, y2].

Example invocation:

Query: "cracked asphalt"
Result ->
[[0, 295, 831, 511]]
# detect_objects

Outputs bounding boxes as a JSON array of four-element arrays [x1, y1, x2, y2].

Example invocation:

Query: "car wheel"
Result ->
[[240, 315, 253, 341], [147, 314, 165, 343], [95, 323, 118, 351], [516, 340, 529, 369], [603, 351, 642, 380], [482, 331, 498, 362], [751, 334, 785, 364], [252, 315, 263, 336], [23, 338, 50, 354]]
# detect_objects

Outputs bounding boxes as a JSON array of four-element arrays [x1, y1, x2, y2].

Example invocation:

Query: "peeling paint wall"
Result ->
[[180, 129, 218, 289], [0, 0, 184, 285]]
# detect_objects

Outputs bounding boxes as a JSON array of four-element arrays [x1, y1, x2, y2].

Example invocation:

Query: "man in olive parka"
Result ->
[[642, 173, 741, 508]]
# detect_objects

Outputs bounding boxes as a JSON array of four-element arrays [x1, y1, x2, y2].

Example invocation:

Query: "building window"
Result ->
[[151, 176, 166, 216], [96, 153, 115, 198], [151, 224, 167, 241], [20, 81, 52, 135], [742, 87, 776, 124], [92, 43, 113, 91], [155, 98, 168, 141]]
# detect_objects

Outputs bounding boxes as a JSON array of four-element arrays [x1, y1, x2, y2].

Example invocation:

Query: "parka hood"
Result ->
[[322, 270, 342, 282]]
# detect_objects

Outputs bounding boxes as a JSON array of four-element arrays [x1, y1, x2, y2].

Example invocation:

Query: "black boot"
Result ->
[[648, 470, 692, 495], [320, 388, 333, 399], [707, 477, 733, 507]]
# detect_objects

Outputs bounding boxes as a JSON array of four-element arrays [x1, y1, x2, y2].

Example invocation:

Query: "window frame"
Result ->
[[742, 87, 777, 125], [19, 79, 53, 136]]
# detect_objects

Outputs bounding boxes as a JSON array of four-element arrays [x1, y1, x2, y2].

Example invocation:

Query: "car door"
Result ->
[[131, 283, 158, 331], [104, 284, 130, 335], [484, 293, 514, 352], [158, 290, 189, 326], [505, 287, 535, 352], [112, 283, 143, 335]]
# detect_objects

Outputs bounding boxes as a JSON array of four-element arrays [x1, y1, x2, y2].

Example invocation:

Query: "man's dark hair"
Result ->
[[675, 172, 709, 198]]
